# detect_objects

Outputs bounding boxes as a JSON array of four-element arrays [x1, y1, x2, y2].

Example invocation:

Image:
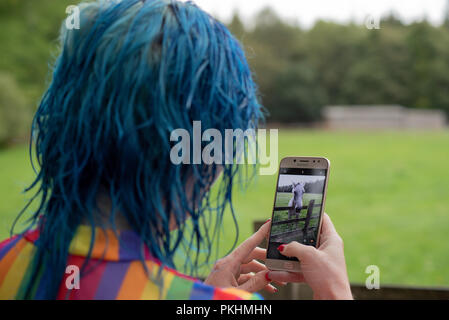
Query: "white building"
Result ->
[[323, 105, 447, 130]]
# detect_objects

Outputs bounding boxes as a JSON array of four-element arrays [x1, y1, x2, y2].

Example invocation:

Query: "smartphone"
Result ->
[[265, 156, 330, 272]]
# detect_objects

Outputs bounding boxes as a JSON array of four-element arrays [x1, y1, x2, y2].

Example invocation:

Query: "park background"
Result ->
[[0, 0, 449, 290]]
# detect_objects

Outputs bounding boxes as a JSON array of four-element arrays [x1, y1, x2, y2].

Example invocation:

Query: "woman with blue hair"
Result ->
[[0, 0, 352, 300]]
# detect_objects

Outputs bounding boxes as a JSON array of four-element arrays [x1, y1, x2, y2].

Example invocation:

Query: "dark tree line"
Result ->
[[228, 7, 449, 123], [277, 180, 324, 194], [1, 2, 449, 145]]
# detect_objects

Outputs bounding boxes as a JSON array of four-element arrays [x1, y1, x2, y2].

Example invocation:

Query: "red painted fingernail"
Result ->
[[277, 244, 285, 252], [265, 272, 271, 282], [263, 218, 271, 224]]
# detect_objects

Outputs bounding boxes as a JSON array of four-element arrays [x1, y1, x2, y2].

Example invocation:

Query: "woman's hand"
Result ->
[[204, 219, 279, 293], [268, 213, 353, 300]]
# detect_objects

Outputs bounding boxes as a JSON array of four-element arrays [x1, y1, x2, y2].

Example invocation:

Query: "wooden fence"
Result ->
[[271, 200, 320, 243]]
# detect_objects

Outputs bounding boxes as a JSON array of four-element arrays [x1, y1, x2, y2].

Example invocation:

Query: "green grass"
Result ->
[[0, 145, 36, 236], [1, 130, 449, 287]]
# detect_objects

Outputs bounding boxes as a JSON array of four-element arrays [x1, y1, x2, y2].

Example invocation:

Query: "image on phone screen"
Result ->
[[267, 167, 327, 261]]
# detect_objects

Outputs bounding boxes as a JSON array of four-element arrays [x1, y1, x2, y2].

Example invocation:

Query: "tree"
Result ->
[[444, 0, 449, 28], [268, 63, 326, 123], [0, 73, 31, 146], [228, 11, 245, 40]]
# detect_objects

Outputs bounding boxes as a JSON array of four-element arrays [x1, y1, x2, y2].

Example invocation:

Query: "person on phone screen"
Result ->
[[0, 0, 352, 300]]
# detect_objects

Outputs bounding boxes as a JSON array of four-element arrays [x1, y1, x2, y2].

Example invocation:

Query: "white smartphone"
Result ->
[[265, 156, 330, 272]]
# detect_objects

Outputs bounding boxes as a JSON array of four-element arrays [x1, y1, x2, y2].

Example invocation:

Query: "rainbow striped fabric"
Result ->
[[0, 226, 262, 300]]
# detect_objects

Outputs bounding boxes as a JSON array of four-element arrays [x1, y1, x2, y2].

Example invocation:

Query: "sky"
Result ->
[[191, 0, 448, 28]]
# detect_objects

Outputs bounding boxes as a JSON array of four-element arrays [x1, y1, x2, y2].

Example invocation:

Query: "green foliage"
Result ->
[[0, 73, 30, 146], [1, 3, 449, 143], [268, 63, 326, 122], [0, 0, 74, 111], [229, 8, 449, 122], [0, 0, 74, 146]]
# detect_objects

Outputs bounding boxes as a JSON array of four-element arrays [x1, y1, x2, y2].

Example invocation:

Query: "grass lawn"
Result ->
[[1, 129, 449, 287]]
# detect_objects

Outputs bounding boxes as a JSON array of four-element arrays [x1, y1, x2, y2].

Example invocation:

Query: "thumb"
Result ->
[[278, 241, 317, 262], [238, 270, 270, 293]]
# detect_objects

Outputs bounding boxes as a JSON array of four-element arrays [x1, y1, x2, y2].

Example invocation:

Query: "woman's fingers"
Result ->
[[243, 247, 267, 263], [242, 247, 266, 264], [230, 219, 271, 264], [278, 241, 317, 262], [321, 213, 337, 236], [237, 270, 270, 293], [264, 283, 278, 293], [240, 260, 287, 286], [237, 273, 254, 285], [268, 270, 305, 283], [238, 273, 278, 293], [240, 259, 267, 274]]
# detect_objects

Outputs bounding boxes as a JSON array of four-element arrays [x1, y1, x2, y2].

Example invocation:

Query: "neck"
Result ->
[[81, 192, 132, 230]]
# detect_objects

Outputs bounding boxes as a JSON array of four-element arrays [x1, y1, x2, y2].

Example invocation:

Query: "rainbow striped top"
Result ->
[[0, 226, 262, 300]]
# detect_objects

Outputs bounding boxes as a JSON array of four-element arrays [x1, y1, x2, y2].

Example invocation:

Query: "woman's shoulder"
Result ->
[[0, 233, 34, 269], [84, 257, 264, 300], [0, 233, 36, 299], [155, 262, 263, 300], [169, 272, 263, 300], [189, 281, 264, 300], [0, 232, 264, 300]]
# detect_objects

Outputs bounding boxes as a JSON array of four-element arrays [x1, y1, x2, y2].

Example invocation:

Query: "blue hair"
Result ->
[[15, 0, 264, 299]]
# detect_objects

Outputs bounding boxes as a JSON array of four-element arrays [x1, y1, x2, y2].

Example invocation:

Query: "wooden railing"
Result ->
[[271, 200, 320, 243]]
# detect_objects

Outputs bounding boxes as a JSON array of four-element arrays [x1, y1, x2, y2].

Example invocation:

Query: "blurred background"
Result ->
[[1, 0, 449, 297]]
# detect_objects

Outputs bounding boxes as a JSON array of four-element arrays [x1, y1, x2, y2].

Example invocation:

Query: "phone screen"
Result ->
[[267, 167, 328, 261]]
